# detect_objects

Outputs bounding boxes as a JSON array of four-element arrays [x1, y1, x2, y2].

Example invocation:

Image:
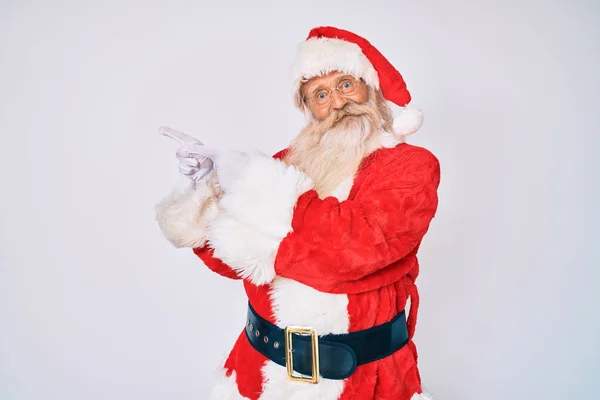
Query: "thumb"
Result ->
[[178, 144, 220, 161]]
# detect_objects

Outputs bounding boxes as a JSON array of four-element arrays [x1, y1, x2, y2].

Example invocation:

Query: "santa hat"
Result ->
[[291, 26, 423, 137]]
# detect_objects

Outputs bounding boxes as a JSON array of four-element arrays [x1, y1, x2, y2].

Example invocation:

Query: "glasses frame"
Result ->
[[303, 75, 364, 108]]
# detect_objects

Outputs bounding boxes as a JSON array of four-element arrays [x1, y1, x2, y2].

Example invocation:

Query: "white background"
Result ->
[[1, 0, 599, 399]]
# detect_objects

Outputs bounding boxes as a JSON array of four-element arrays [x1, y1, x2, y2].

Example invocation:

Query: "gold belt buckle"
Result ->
[[284, 326, 320, 384]]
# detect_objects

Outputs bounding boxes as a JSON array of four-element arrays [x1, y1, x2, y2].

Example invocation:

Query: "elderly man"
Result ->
[[156, 26, 440, 400]]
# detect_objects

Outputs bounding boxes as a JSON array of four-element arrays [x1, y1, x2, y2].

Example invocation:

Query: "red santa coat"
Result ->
[[157, 139, 440, 399]]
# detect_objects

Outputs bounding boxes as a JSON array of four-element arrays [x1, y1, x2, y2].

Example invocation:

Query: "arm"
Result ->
[[193, 246, 241, 280], [155, 172, 241, 280], [155, 172, 220, 248], [189, 150, 289, 281], [204, 145, 440, 291]]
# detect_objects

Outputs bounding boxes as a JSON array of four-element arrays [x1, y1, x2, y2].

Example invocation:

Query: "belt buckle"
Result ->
[[284, 326, 320, 384]]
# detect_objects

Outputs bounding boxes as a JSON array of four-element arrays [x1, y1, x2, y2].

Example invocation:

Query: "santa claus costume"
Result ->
[[156, 26, 440, 400]]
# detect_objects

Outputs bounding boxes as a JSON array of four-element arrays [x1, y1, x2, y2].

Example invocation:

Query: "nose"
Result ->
[[330, 90, 348, 110]]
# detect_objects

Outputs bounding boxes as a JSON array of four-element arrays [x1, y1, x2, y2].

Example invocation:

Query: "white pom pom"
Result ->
[[392, 107, 423, 137]]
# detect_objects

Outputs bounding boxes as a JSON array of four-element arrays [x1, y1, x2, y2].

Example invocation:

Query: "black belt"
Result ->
[[245, 302, 409, 383]]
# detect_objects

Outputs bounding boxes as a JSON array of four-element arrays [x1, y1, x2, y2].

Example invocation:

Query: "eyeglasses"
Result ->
[[304, 75, 363, 107]]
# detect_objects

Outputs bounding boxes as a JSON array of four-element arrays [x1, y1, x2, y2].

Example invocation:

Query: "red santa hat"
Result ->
[[291, 26, 423, 137]]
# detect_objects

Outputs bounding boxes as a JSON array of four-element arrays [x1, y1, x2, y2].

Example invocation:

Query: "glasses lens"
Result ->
[[339, 78, 356, 94], [313, 91, 329, 106]]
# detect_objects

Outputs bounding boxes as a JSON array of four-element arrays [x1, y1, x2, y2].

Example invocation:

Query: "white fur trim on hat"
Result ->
[[291, 37, 380, 92], [392, 106, 424, 137]]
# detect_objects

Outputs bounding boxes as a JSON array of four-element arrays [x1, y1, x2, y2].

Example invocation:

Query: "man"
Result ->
[[156, 26, 440, 400]]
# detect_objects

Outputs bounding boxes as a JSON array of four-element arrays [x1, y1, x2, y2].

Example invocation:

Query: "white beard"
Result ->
[[283, 104, 382, 198]]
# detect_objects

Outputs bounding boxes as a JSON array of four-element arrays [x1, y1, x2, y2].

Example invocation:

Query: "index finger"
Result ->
[[159, 126, 204, 146], [179, 144, 219, 161]]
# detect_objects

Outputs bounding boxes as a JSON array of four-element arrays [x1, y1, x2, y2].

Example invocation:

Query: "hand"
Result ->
[[175, 145, 250, 193], [159, 126, 214, 182]]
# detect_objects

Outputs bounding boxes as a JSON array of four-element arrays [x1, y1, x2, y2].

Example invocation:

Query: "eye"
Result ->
[[340, 79, 354, 92], [318, 93, 326, 99]]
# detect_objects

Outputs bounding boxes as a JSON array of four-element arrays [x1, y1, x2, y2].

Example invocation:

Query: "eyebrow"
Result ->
[[306, 74, 354, 94]]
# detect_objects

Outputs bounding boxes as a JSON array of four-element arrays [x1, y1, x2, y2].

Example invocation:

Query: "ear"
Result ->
[[294, 83, 314, 112], [392, 107, 423, 137], [293, 89, 305, 110]]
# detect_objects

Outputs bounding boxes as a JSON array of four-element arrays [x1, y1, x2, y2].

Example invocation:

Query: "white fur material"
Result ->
[[258, 177, 352, 399], [259, 278, 350, 398], [155, 174, 221, 248], [366, 130, 405, 155], [258, 360, 346, 400], [209, 370, 250, 400], [291, 37, 380, 93], [329, 176, 354, 201], [269, 276, 350, 334], [206, 153, 314, 286], [392, 107, 424, 136], [411, 392, 434, 399]]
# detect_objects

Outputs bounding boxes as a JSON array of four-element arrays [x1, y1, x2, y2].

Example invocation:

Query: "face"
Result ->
[[301, 71, 369, 121]]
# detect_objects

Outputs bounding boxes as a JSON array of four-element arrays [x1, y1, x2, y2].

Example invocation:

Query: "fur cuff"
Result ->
[[411, 393, 434, 399], [155, 173, 221, 248], [206, 152, 314, 285]]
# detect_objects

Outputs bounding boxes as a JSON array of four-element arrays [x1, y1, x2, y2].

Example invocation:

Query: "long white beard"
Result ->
[[284, 102, 382, 198]]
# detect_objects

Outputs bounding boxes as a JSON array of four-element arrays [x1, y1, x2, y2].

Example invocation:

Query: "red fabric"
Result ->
[[306, 26, 412, 107], [340, 279, 422, 400], [222, 330, 266, 400], [194, 246, 241, 280], [221, 282, 275, 400], [192, 143, 440, 399], [274, 144, 440, 294]]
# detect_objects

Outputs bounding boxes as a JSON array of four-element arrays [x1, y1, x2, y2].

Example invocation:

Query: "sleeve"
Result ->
[[156, 172, 247, 280], [203, 146, 441, 291], [155, 171, 221, 249], [188, 149, 291, 281], [193, 246, 242, 280]]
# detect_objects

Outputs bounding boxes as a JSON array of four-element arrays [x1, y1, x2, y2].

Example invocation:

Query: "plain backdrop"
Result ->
[[1, 1, 599, 399]]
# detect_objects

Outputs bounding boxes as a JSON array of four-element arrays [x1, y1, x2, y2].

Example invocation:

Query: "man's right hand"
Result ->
[[159, 126, 214, 183]]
